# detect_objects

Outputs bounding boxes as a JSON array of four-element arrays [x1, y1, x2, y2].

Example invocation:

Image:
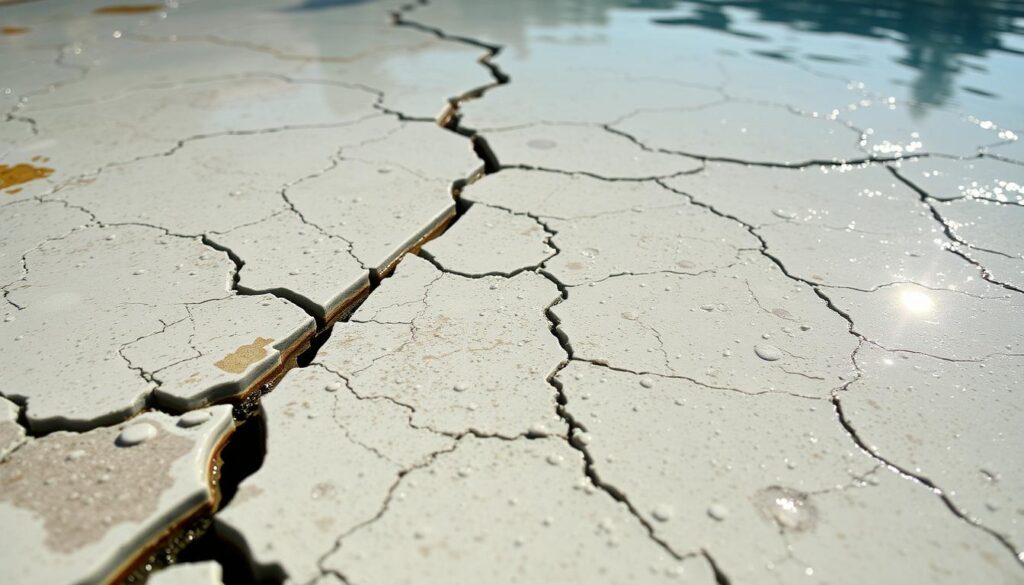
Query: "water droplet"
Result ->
[[572, 431, 592, 447], [754, 344, 783, 361], [652, 503, 674, 522], [546, 453, 564, 466], [580, 248, 600, 258], [178, 410, 212, 428], [772, 209, 797, 220], [117, 422, 158, 447], [754, 486, 817, 532], [453, 382, 469, 392], [639, 378, 655, 388], [132, 269, 147, 276], [324, 382, 342, 392], [707, 503, 729, 521]]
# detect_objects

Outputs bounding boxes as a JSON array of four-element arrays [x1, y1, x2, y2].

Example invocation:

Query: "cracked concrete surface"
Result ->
[[1, 0, 1023, 583]]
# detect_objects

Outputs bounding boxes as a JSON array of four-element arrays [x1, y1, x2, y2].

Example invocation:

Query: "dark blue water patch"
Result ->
[[285, 0, 374, 11], [653, 0, 1024, 107]]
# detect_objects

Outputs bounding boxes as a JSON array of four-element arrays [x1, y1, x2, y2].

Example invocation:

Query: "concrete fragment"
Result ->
[[285, 119, 480, 276], [0, 407, 233, 584], [0, 225, 312, 430], [127, 295, 316, 412], [318, 255, 565, 436], [216, 365, 453, 583], [421, 204, 555, 276], [212, 211, 370, 321], [0, 396, 26, 460], [324, 436, 716, 585], [148, 561, 223, 585]]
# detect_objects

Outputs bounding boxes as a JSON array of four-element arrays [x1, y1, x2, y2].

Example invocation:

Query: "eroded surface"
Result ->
[[0, 407, 233, 584], [2, 0, 1023, 582]]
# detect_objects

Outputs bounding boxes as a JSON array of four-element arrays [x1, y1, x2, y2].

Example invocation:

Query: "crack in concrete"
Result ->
[[888, 165, 1024, 295], [832, 392, 1024, 565]]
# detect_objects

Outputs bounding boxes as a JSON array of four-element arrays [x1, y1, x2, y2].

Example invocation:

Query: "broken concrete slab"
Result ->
[[553, 252, 858, 397], [211, 211, 370, 322], [0, 396, 26, 460], [0, 406, 233, 584], [285, 118, 480, 277], [421, 204, 555, 276], [0, 225, 313, 431], [843, 344, 1023, 554], [486, 124, 700, 178], [126, 294, 316, 413], [323, 436, 717, 585], [216, 365, 453, 584], [612, 101, 864, 165], [557, 360, 1021, 584], [148, 561, 223, 585], [316, 255, 565, 437]]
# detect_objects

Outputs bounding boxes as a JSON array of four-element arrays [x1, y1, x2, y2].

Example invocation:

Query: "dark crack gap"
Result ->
[[832, 395, 1023, 567]]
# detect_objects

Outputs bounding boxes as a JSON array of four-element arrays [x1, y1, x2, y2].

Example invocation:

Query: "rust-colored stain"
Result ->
[[214, 337, 274, 373], [94, 4, 163, 15], [1, 163, 54, 195], [1, 26, 30, 35]]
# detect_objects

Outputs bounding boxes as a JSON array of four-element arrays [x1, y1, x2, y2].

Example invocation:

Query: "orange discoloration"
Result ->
[[214, 337, 274, 374], [1, 163, 53, 194], [94, 4, 163, 15], [1, 26, 30, 35]]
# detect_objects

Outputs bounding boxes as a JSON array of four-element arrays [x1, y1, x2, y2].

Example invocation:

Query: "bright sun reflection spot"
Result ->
[[900, 289, 934, 314]]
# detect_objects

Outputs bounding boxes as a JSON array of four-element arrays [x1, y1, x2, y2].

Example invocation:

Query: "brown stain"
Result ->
[[94, 4, 163, 15], [214, 337, 274, 374], [0, 422, 192, 553], [1, 163, 54, 194], [1, 26, 30, 35]]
